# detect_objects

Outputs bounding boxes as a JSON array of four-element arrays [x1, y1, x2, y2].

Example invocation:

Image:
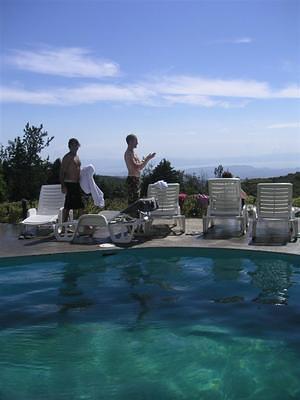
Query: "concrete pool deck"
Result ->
[[0, 218, 299, 259]]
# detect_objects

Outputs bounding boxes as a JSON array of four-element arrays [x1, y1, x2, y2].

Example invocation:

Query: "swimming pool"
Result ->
[[0, 248, 299, 400]]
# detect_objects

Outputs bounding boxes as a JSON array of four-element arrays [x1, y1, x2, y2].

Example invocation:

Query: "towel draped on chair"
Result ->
[[80, 165, 105, 207], [153, 180, 168, 189]]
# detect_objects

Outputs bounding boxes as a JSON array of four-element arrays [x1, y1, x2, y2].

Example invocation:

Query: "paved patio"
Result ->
[[0, 217, 299, 259]]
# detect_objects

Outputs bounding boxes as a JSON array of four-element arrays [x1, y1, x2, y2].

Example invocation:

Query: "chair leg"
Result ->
[[180, 216, 186, 233], [203, 216, 209, 233], [252, 220, 257, 240], [289, 220, 298, 241], [108, 221, 137, 243], [175, 215, 185, 233], [54, 223, 76, 242], [241, 219, 245, 235]]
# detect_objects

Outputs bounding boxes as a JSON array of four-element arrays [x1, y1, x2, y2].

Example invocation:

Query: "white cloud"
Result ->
[[6, 47, 120, 78], [210, 37, 253, 45], [0, 87, 59, 104], [150, 76, 300, 101], [267, 122, 300, 129], [275, 85, 300, 98], [232, 37, 253, 44], [153, 76, 272, 99], [0, 84, 155, 106], [1, 75, 299, 106]]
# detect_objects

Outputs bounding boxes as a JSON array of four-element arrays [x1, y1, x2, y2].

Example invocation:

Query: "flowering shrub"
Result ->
[[181, 193, 209, 217], [179, 193, 188, 209]]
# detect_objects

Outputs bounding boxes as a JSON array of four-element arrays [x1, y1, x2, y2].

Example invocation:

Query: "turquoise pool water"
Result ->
[[0, 248, 299, 400]]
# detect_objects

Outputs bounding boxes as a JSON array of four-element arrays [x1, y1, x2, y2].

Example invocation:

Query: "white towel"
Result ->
[[80, 165, 105, 208], [153, 180, 168, 189]]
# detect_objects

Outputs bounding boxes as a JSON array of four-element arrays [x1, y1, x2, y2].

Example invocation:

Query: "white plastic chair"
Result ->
[[147, 183, 185, 232], [252, 183, 298, 241], [203, 178, 248, 234], [55, 214, 108, 242], [21, 184, 66, 231]]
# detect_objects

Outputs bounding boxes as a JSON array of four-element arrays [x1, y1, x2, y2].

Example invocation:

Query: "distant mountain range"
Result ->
[[84, 157, 300, 179], [184, 165, 300, 179]]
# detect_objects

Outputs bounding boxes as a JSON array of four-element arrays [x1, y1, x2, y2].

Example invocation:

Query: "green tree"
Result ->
[[0, 162, 7, 202], [141, 158, 184, 196], [1, 123, 54, 201], [95, 175, 127, 199], [182, 173, 208, 195], [46, 158, 61, 184]]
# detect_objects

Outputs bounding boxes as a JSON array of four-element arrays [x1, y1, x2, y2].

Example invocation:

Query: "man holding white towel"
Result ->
[[124, 134, 156, 205]]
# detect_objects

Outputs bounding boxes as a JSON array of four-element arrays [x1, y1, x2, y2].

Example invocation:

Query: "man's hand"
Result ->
[[146, 152, 156, 161]]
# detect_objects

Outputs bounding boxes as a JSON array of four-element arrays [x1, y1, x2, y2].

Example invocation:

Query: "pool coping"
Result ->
[[1, 218, 299, 259]]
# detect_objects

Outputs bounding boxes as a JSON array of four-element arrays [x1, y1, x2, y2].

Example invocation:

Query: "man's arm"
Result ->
[[140, 152, 156, 169], [60, 156, 67, 193]]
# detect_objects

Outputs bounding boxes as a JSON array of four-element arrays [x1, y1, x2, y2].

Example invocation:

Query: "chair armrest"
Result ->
[[58, 207, 64, 224], [252, 206, 258, 219], [291, 207, 298, 219], [205, 205, 211, 217], [27, 208, 37, 217]]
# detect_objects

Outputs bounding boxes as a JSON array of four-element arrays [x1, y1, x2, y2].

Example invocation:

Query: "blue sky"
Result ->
[[0, 0, 299, 175]]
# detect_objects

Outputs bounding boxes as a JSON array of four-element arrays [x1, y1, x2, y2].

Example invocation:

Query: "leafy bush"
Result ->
[[245, 195, 256, 205], [293, 197, 300, 208], [181, 195, 208, 218], [0, 201, 23, 223], [83, 197, 127, 214]]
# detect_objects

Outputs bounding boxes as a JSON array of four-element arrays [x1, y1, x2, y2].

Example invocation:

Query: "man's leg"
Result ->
[[127, 176, 140, 205]]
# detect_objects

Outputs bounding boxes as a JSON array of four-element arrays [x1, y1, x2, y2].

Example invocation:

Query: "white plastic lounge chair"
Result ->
[[99, 210, 138, 244], [203, 178, 248, 234], [55, 214, 108, 242], [55, 210, 138, 244], [252, 183, 298, 241], [147, 183, 185, 232], [21, 184, 66, 232]]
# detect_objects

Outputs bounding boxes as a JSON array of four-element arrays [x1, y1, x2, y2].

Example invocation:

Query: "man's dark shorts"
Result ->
[[126, 176, 140, 205], [64, 182, 84, 210]]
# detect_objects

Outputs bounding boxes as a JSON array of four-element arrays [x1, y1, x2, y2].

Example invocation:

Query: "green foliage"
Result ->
[[47, 158, 61, 184], [0, 201, 23, 223], [141, 158, 184, 196], [293, 197, 300, 208], [245, 195, 255, 205], [242, 172, 300, 197], [1, 123, 54, 201], [95, 175, 126, 199], [82, 197, 127, 214], [181, 196, 207, 218], [182, 173, 208, 195], [0, 164, 7, 202]]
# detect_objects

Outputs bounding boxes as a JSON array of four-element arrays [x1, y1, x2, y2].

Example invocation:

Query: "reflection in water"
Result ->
[[211, 256, 246, 304], [121, 258, 181, 322], [212, 257, 243, 281], [249, 259, 292, 305], [58, 264, 95, 313]]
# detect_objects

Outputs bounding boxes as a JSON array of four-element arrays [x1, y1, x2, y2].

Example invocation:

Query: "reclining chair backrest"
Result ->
[[256, 183, 293, 219], [208, 178, 242, 216], [147, 183, 180, 216], [37, 185, 65, 216]]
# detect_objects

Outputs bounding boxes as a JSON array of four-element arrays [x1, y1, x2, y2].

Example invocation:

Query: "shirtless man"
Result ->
[[124, 134, 156, 205], [60, 138, 84, 222]]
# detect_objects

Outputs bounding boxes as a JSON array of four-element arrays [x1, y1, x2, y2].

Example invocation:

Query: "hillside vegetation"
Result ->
[[242, 172, 300, 197]]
